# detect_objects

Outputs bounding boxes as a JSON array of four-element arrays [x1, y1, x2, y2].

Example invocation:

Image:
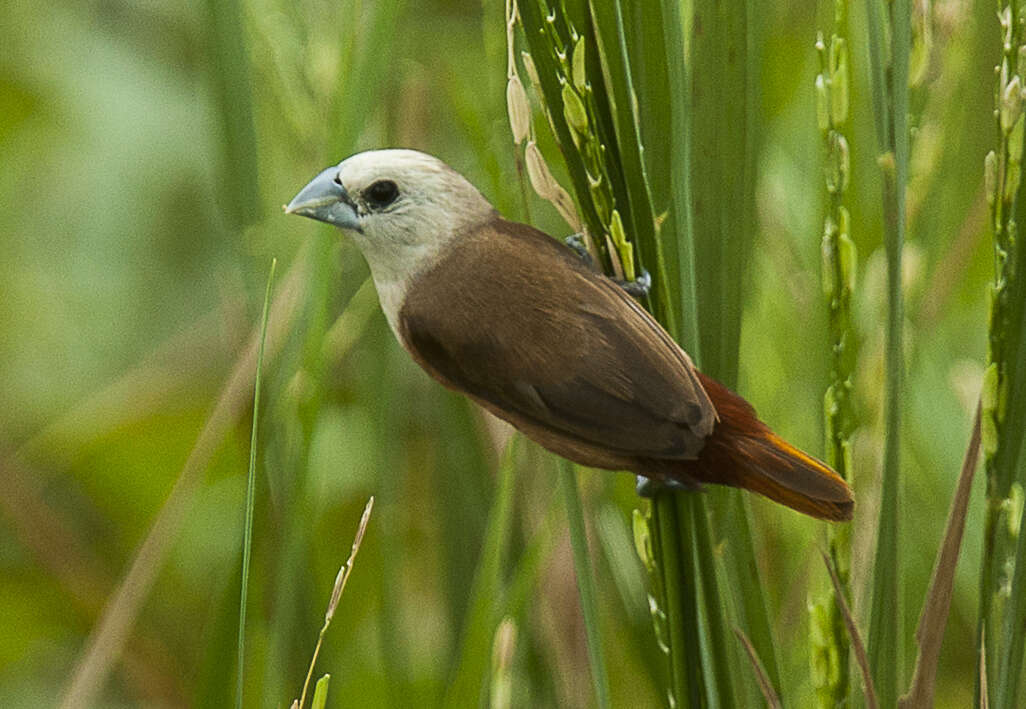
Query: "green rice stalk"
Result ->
[[978, 3, 1026, 705], [811, 1, 857, 705], [558, 459, 611, 709], [684, 2, 782, 706], [992, 47, 1026, 707], [863, 0, 911, 705]]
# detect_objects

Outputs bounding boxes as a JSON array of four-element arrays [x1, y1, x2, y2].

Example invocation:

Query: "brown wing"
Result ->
[[397, 217, 716, 461]]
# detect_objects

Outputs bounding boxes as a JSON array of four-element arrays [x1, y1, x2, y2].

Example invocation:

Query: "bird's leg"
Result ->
[[635, 473, 700, 498], [565, 234, 653, 299], [614, 269, 651, 299], [564, 233, 594, 267]]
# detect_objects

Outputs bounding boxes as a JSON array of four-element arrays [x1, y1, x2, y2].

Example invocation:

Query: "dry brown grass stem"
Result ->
[[296, 496, 375, 709], [822, 550, 879, 709], [899, 403, 982, 709], [733, 627, 782, 709]]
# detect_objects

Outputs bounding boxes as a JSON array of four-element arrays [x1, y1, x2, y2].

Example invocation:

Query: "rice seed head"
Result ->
[[492, 617, 517, 670], [631, 509, 654, 572], [986, 150, 999, 206], [821, 223, 837, 297], [561, 81, 589, 136], [507, 74, 531, 144], [609, 209, 635, 279], [571, 34, 587, 93], [829, 36, 849, 124], [490, 618, 517, 709], [839, 231, 857, 293], [815, 74, 830, 132], [1006, 483, 1024, 538], [981, 362, 1000, 458], [521, 51, 541, 96], [1001, 76, 1023, 133], [524, 141, 581, 231], [325, 496, 375, 624], [525, 140, 554, 196]]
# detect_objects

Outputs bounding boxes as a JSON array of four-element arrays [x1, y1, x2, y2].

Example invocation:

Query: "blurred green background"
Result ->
[[0, 0, 994, 706]]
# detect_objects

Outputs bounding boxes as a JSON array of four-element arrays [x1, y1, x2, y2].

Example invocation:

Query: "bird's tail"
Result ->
[[677, 373, 854, 521]]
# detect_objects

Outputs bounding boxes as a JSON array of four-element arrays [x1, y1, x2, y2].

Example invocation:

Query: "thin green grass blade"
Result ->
[[235, 257, 277, 709], [587, 0, 675, 333], [657, 0, 700, 363], [625, 0, 681, 327], [557, 458, 611, 709], [444, 437, 519, 708], [863, 0, 910, 705]]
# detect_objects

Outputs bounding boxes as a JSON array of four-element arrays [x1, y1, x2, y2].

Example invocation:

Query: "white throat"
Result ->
[[356, 236, 448, 335]]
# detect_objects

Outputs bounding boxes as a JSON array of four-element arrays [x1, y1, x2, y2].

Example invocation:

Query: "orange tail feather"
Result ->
[[677, 373, 854, 521]]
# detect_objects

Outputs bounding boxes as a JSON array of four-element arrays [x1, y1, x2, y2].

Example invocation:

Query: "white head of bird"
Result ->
[[286, 149, 495, 328]]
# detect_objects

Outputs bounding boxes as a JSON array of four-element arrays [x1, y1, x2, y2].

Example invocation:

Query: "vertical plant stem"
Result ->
[[557, 459, 611, 709], [688, 496, 737, 707], [518, 3, 763, 705], [651, 497, 703, 707], [978, 3, 1026, 705], [864, 0, 910, 706], [993, 75, 1026, 704], [685, 1, 782, 705], [813, 1, 856, 705], [235, 258, 277, 709], [658, 0, 700, 351], [646, 8, 712, 697]]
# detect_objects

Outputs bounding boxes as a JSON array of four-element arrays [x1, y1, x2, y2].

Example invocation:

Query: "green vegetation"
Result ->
[[0, 0, 1019, 707]]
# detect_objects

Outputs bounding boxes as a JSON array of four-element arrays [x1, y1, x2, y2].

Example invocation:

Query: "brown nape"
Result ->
[[670, 373, 854, 521]]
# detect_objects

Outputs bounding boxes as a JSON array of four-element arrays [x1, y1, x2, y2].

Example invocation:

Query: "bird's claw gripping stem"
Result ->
[[565, 233, 594, 267], [615, 269, 651, 299], [564, 234, 652, 299], [635, 474, 699, 498]]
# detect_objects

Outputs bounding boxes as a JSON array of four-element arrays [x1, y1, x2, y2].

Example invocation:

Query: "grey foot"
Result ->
[[565, 233, 594, 267], [635, 474, 699, 498], [615, 269, 651, 299]]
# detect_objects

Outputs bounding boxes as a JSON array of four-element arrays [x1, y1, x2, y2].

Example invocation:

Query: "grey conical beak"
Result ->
[[285, 167, 362, 232]]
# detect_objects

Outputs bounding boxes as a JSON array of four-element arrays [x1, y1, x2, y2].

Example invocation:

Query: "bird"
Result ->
[[286, 149, 854, 521]]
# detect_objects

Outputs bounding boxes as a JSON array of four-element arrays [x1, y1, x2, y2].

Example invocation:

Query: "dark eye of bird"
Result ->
[[365, 180, 399, 209]]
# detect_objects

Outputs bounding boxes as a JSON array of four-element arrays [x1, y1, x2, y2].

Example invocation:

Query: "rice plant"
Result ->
[[2, 0, 1020, 707]]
